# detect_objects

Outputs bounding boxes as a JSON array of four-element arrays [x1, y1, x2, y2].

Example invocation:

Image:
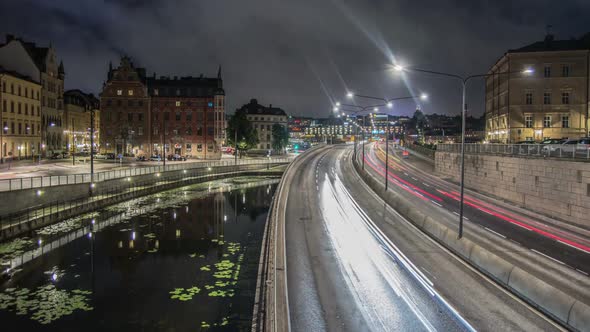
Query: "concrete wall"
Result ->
[[435, 152, 590, 227]]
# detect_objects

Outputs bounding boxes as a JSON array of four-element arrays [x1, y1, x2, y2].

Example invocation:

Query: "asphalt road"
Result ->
[[284, 145, 560, 331], [361, 142, 590, 275]]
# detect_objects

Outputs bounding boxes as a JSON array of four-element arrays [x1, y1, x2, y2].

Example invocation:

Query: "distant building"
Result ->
[[305, 117, 354, 141], [486, 33, 590, 143], [100, 56, 150, 156], [147, 69, 225, 159], [0, 67, 42, 160], [64, 90, 100, 153], [238, 99, 288, 153], [0, 35, 65, 155], [288, 116, 313, 139]]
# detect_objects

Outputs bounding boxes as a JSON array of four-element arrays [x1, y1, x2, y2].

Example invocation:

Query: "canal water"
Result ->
[[0, 176, 279, 331]]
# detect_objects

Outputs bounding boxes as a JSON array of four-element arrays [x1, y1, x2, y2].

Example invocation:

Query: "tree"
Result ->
[[226, 110, 258, 158], [271, 124, 289, 153]]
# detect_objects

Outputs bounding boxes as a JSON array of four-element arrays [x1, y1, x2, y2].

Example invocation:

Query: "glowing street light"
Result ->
[[346, 91, 354, 98], [335, 101, 341, 107], [386, 102, 393, 108], [333, 106, 339, 112]]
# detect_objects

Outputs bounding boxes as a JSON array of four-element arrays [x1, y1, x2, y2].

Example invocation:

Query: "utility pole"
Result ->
[[234, 125, 238, 165], [163, 117, 166, 168], [90, 109, 94, 182], [72, 120, 75, 166]]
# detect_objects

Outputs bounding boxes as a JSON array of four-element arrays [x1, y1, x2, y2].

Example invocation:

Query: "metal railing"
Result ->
[[0, 162, 288, 240], [437, 143, 590, 160], [0, 157, 293, 192]]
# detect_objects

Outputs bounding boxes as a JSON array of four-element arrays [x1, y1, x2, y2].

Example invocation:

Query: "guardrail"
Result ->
[[0, 157, 293, 192], [437, 143, 590, 160]]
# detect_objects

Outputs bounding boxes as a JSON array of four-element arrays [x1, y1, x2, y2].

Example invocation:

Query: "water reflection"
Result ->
[[0, 177, 278, 331]]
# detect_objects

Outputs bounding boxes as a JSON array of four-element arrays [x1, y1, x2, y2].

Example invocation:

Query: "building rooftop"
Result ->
[[147, 75, 223, 98], [64, 89, 99, 109], [0, 66, 39, 84], [239, 99, 287, 116], [509, 33, 590, 53]]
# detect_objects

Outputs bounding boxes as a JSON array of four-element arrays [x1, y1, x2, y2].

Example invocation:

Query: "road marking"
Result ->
[[510, 239, 521, 246], [316, 185, 319, 191], [452, 211, 459, 216], [422, 183, 430, 187], [404, 172, 409, 176], [484, 227, 506, 239], [412, 177, 418, 181], [463, 216, 470, 221], [557, 240, 589, 254], [531, 249, 565, 265], [430, 200, 442, 207], [576, 269, 589, 276]]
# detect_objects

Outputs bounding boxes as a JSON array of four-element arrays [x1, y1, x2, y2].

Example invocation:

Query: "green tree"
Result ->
[[271, 124, 289, 153], [227, 110, 258, 158]]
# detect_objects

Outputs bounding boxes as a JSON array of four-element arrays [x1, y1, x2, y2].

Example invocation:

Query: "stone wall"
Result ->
[[435, 152, 590, 227]]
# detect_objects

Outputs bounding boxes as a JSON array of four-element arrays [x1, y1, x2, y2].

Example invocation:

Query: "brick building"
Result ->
[[147, 69, 225, 159], [100, 56, 150, 155], [100, 56, 225, 159]]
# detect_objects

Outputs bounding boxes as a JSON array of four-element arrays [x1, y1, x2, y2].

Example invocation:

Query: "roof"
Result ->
[[2, 35, 50, 72], [509, 33, 590, 53], [146, 75, 223, 97], [64, 89, 99, 109], [0, 66, 40, 84], [238, 99, 287, 116]]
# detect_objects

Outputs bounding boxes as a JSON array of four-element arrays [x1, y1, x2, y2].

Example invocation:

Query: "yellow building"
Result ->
[[64, 90, 100, 153], [486, 33, 590, 143], [0, 68, 42, 160]]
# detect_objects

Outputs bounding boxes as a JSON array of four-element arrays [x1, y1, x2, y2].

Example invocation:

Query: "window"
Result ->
[[138, 113, 143, 121], [562, 115, 569, 128], [117, 89, 122, 96], [37, 107, 40, 116], [525, 115, 533, 128], [543, 115, 551, 128], [18, 86, 21, 96], [186, 143, 192, 151], [117, 100, 122, 106], [138, 127, 143, 136], [18, 103, 21, 114], [164, 112, 170, 121], [525, 92, 533, 105], [128, 113, 133, 122], [175, 101, 181, 107], [562, 92, 570, 104], [543, 92, 551, 105], [186, 111, 192, 121], [197, 144, 203, 152], [106, 99, 112, 106], [544, 65, 551, 78], [173, 128, 179, 135], [153, 89, 159, 96], [153, 126, 159, 135], [128, 89, 133, 96], [25, 87, 28, 98], [186, 127, 192, 135], [197, 126, 203, 136], [128, 100, 134, 107], [10, 84, 14, 94], [10, 101, 14, 113], [18, 123, 22, 134], [175, 111, 181, 121], [207, 127, 214, 136], [25, 104, 28, 115], [562, 65, 570, 77], [2, 100, 5, 112], [2, 122, 6, 133]]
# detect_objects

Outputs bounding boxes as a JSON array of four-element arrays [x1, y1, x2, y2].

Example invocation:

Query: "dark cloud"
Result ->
[[0, 0, 588, 117]]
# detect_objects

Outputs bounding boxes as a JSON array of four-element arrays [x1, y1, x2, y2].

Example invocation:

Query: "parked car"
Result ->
[[93, 153, 108, 160], [105, 153, 116, 160], [149, 155, 161, 161], [540, 138, 566, 145], [50, 153, 63, 159], [542, 139, 579, 155], [135, 155, 148, 161], [167, 154, 187, 161]]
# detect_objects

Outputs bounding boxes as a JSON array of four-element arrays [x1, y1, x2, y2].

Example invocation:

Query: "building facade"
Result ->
[[64, 90, 100, 153], [100, 56, 150, 156], [147, 70, 224, 159], [486, 33, 590, 143], [238, 99, 288, 153], [0, 68, 42, 160], [100, 56, 225, 159]]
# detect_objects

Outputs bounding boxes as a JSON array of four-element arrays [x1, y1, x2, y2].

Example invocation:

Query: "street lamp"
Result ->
[[393, 64, 533, 238]]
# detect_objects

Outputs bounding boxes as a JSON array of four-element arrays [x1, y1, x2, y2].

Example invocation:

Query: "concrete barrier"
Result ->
[[352, 153, 590, 332]]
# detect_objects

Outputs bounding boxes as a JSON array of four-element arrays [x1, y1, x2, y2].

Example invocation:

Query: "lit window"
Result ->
[[175, 101, 181, 107], [543, 115, 551, 128], [117, 89, 122, 96], [128, 89, 133, 96], [562, 115, 569, 128]]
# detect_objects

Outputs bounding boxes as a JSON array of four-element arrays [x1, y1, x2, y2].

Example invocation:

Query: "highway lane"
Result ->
[[362, 142, 590, 275], [285, 146, 470, 331]]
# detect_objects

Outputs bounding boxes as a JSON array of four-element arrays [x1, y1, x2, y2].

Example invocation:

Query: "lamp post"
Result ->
[[90, 109, 95, 183], [339, 93, 427, 186], [393, 65, 533, 238]]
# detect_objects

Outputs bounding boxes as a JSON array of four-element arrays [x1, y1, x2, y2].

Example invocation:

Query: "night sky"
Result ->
[[1, 0, 588, 117]]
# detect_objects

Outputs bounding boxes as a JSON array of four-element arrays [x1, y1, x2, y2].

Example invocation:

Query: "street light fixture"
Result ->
[[346, 91, 354, 98], [393, 64, 533, 239]]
